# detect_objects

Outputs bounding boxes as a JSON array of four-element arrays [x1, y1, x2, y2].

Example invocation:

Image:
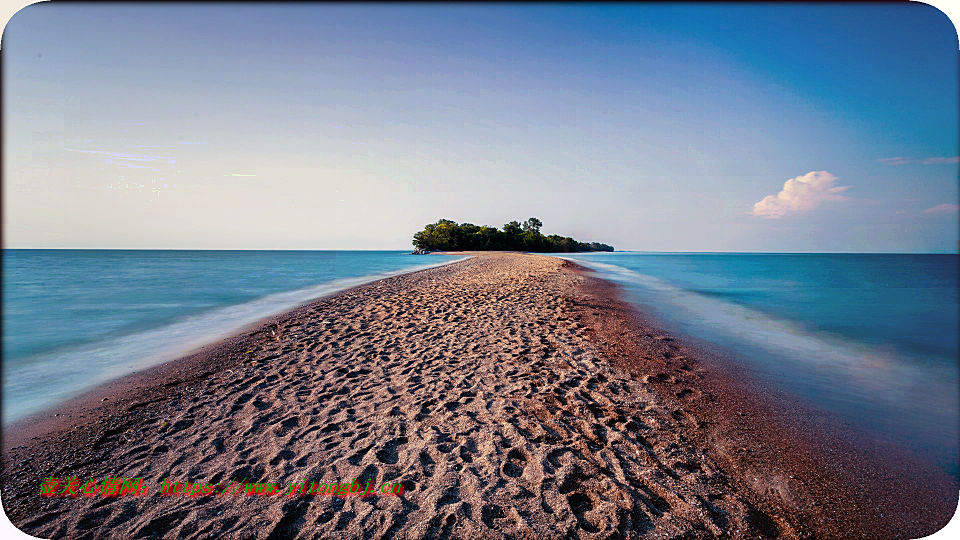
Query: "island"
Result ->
[[411, 217, 614, 253]]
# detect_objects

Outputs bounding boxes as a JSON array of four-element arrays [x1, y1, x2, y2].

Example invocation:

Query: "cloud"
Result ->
[[920, 156, 960, 165], [64, 148, 172, 160], [878, 157, 911, 165], [877, 156, 960, 165], [749, 171, 851, 218], [63, 147, 176, 172], [923, 203, 960, 214]]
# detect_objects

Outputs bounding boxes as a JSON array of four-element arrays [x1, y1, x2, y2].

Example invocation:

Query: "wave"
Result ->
[[561, 257, 958, 414], [2, 256, 468, 424]]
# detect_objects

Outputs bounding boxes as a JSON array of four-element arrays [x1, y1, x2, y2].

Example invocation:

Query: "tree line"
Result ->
[[412, 218, 614, 253]]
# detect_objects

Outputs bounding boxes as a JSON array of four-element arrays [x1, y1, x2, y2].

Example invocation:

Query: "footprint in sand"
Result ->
[[375, 437, 408, 465], [419, 450, 436, 477], [481, 504, 506, 528], [502, 448, 527, 478], [347, 444, 373, 466], [559, 467, 589, 494], [567, 492, 601, 533]]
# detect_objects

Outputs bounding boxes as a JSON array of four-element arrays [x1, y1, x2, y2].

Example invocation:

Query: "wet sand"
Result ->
[[2, 253, 956, 539]]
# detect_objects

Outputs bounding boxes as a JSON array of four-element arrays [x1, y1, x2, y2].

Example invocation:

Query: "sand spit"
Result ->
[[2, 253, 954, 539]]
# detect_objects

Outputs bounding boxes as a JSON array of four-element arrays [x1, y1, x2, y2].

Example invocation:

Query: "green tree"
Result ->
[[522, 217, 542, 234], [501, 221, 523, 250], [411, 218, 613, 253]]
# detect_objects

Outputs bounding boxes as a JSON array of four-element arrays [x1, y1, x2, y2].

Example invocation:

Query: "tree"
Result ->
[[503, 221, 523, 236], [522, 217, 542, 234], [412, 229, 432, 250], [410, 218, 613, 253]]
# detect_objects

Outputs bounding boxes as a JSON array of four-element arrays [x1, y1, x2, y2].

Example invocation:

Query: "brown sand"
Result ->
[[2, 253, 956, 539]]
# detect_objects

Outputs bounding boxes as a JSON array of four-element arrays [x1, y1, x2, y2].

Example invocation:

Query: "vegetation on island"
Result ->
[[412, 218, 614, 253]]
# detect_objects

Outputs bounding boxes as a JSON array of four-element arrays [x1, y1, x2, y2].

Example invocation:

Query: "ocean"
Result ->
[[1, 250, 464, 424], [562, 252, 959, 476]]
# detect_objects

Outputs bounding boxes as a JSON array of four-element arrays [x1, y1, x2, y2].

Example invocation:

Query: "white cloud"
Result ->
[[749, 171, 851, 219], [878, 156, 960, 165], [920, 156, 960, 165], [923, 203, 960, 214], [64, 148, 173, 161], [878, 157, 911, 165], [64, 147, 176, 171]]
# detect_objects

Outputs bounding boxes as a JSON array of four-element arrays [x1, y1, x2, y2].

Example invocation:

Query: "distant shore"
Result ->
[[2, 253, 955, 539]]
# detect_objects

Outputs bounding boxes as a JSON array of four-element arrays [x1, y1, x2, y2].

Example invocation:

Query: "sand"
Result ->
[[2, 253, 956, 539]]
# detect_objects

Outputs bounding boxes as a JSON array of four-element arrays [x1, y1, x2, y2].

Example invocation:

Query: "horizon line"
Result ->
[[3, 248, 957, 255]]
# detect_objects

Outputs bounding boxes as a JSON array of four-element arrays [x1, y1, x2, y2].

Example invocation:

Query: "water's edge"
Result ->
[[2, 255, 469, 424], [559, 254, 959, 477]]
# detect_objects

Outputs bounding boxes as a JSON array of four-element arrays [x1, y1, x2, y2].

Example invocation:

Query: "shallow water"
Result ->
[[562, 252, 959, 476], [2, 250, 464, 424]]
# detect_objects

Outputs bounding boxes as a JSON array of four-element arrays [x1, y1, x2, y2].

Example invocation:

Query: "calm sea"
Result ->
[[563, 252, 959, 476], [1, 250, 464, 424]]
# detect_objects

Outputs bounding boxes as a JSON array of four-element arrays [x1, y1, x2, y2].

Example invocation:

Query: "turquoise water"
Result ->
[[562, 253, 959, 476], [2, 250, 464, 424]]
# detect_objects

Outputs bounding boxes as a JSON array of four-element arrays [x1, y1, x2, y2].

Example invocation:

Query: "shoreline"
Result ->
[[2, 253, 470, 427], [2, 253, 956, 539], [569, 262, 958, 538]]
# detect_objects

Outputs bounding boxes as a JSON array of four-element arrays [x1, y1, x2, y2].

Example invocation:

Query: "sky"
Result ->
[[3, 3, 958, 252]]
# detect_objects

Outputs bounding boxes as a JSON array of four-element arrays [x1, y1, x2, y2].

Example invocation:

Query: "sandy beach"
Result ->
[[2, 253, 955, 539]]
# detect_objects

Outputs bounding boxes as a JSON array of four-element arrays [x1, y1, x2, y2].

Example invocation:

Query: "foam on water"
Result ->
[[2, 255, 467, 424], [563, 256, 959, 474]]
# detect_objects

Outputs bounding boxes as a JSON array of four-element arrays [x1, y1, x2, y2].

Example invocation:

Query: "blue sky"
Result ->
[[3, 3, 958, 251]]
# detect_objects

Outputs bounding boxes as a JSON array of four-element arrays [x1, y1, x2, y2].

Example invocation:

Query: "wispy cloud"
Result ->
[[920, 156, 960, 165], [64, 148, 173, 161], [64, 147, 176, 171], [749, 171, 851, 219], [878, 156, 959, 165], [878, 157, 911, 165], [923, 203, 960, 214]]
